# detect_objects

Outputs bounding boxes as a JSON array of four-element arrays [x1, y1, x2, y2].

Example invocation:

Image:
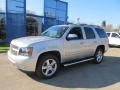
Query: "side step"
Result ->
[[63, 58, 94, 67]]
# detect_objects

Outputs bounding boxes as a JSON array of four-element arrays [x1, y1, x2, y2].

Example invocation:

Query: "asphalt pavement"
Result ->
[[0, 48, 120, 90]]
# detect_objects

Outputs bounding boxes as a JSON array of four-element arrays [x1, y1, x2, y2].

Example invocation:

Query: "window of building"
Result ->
[[95, 28, 107, 38], [0, 18, 6, 41], [26, 17, 38, 36], [84, 27, 95, 39]]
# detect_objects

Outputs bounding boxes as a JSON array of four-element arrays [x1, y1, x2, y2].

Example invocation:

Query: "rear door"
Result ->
[[82, 27, 97, 57]]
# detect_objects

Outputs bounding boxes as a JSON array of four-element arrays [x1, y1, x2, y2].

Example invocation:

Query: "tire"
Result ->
[[93, 48, 104, 64], [35, 54, 60, 79]]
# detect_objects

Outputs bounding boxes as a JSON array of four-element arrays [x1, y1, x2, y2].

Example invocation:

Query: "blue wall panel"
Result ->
[[44, 0, 68, 30], [6, 0, 26, 43]]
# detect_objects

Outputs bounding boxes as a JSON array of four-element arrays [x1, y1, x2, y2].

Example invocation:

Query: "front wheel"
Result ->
[[35, 54, 60, 79], [93, 48, 104, 64]]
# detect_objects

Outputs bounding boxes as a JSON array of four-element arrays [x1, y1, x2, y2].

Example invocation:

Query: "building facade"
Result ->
[[0, 0, 68, 43], [0, 12, 43, 43]]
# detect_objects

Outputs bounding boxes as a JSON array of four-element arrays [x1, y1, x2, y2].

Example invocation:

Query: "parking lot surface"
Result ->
[[0, 48, 120, 90]]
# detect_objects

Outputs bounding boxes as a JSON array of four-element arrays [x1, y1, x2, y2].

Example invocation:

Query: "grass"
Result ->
[[0, 44, 9, 53]]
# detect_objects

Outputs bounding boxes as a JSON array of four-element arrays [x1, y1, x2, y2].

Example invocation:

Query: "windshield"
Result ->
[[42, 26, 68, 38]]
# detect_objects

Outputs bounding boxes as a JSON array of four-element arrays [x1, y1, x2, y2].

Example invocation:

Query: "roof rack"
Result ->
[[67, 24, 102, 28], [89, 25, 101, 28], [79, 24, 88, 26]]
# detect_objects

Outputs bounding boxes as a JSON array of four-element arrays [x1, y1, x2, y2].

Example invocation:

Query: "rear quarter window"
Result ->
[[95, 28, 107, 38], [84, 27, 96, 39]]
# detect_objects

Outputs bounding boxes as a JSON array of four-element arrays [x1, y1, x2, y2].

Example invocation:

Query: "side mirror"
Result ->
[[67, 34, 78, 40]]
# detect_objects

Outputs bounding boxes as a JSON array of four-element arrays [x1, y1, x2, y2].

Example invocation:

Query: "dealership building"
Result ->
[[0, 12, 43, 42], [0, 0, 68, 43]]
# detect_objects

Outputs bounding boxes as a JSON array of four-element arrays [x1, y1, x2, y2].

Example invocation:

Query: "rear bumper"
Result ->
[[8, 51, 37, 71]]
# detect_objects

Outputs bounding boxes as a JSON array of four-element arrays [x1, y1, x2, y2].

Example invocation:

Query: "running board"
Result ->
[[63, 58, 94, 67]]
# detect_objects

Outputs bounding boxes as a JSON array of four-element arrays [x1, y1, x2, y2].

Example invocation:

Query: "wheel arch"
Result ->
[[35, 50, 61, 70], [96, 45, 105, 53]]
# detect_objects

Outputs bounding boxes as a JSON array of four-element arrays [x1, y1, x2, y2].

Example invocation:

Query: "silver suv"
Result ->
[[8, 24, 109, 79]]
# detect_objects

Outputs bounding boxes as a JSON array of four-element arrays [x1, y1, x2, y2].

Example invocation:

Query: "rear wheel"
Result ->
[[93, 48, 104, 64], [35, 54, 60, 79]]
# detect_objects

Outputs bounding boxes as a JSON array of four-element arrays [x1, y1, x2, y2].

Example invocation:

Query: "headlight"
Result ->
[[19, 47, 33, 56]]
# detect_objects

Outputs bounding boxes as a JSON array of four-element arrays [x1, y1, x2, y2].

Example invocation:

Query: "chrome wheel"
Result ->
[[96, 50, 103, 62], [42, 59, 57, 77]]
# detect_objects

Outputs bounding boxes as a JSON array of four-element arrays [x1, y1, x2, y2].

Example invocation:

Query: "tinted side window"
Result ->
[[95, 28, 107, 38], [84, 27, 95, 39], [107, 33, 110, 37], [112, 33, 120, 38], [67, 27, 83, 40]]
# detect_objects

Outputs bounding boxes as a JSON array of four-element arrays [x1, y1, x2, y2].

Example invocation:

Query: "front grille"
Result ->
[[10, 44, 19, 55]]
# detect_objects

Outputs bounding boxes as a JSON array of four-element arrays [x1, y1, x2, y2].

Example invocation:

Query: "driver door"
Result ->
[[64, 27, 86, 62]]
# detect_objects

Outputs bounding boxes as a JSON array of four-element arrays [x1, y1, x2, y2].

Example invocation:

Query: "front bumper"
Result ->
[[8, 51, 37, 71]]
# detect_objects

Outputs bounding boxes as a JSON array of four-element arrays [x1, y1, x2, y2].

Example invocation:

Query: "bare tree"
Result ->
[[105, 24, 113, 32], [101, 20, 106, 28], [118, 26, 120, 32]]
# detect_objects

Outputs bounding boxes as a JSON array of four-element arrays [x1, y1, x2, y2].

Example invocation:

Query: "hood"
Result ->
[[11, 36, 55, 47]]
